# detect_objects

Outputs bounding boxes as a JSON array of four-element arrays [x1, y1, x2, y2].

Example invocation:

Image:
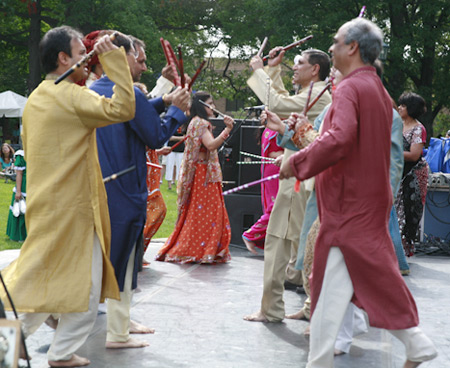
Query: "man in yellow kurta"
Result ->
[[244, 48, 331, 323], [0, 26, 135, 367]]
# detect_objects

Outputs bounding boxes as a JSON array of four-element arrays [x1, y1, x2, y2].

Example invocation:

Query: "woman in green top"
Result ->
[[6, 150, 27, 241]]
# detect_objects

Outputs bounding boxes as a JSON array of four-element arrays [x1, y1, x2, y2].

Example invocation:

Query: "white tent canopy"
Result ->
[[0, 90, 28, 118]]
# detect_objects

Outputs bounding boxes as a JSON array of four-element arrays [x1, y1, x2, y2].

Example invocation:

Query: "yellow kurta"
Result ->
[[0, 48, 135, 313], [247, 65, 331, 243]]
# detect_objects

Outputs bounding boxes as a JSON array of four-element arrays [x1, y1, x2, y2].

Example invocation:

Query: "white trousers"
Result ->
[[334, 303, 368, 353], [165, 151, 183, 182], [20, 232, 103, 361], [106, 243, 136, 342], [307, 247, 437, 368]]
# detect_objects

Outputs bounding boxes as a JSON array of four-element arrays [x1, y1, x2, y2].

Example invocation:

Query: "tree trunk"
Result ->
[[27, 0, 42, 93]]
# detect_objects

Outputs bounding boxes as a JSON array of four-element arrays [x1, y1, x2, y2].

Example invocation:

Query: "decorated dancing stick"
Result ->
[[237, 160, 275, 165], [55, 32, 118, 84], [103, 165, 136, 183], [163, 40, 181, 87], [240, 151, 275, 161], [178, 45, 185, 87], [222, 174, 280, 195], [262, 35, 313, 61], [170, 135, 188, 151], [304, 80, 332, 115], [146, 162, 163, 169], [358, 5, 366, 18], [199, 99, 224, 117], [257, 37, 268, 58], [188, 60, 206, 90]]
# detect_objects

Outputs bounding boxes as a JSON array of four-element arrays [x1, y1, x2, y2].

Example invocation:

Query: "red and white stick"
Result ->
[[222, 174, 280, 195], [146, 162, 163, 169]]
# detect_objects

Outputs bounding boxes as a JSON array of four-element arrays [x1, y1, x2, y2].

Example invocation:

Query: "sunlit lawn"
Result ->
[[0, 178, 178, 252]]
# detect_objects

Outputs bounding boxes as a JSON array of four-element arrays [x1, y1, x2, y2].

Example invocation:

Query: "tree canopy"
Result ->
[[0, 0, 448, 135]]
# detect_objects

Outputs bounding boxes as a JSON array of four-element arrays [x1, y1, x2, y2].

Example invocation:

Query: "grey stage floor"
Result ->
[[1, 241, 449, 368]]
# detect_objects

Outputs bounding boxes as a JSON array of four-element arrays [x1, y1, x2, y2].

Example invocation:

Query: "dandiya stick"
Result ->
[[164, 40, 181, 87], [55, 32, 118, 84], [146, 162, 163, 169], [178, 45, 185, 86], [304, 81, 332, 115], [170, 135, 188, 151], [223, 173, 280, 195], [262, 35, 313, 61], [188, 60, 206, 90], [257, 36, 268, 58], [103, 165, 136, 183], [199, 99, 223, 117], [240, 151, 274, 161], [358, 5, 366, 18], [237, 160, 275, 165]]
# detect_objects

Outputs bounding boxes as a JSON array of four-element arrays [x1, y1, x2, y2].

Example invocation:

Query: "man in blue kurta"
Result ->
[[90, 33, 190, 348]]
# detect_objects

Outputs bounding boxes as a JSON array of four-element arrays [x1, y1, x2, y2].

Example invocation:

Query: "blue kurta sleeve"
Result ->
[[129, 89, 188, 149]]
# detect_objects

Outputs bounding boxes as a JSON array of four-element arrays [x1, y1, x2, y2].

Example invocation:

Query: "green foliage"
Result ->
[[433, 110, 450, 137], [0, 0, 448, 132]]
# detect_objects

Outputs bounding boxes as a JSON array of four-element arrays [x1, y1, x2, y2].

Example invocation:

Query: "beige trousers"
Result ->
[[106, 243, 136, 342], [307, 247, 437, 367], [261, 235, 302, 322], [20, 232, 103, 361]]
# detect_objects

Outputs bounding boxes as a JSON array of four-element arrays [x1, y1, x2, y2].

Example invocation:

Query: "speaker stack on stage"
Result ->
[[211, 118, 264, 246]]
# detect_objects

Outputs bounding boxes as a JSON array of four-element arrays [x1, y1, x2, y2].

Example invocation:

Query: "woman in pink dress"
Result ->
[[242, 128, 283, 254]]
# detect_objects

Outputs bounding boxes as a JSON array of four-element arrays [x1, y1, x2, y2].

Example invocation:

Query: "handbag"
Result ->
[[19, 198, 26, 214]]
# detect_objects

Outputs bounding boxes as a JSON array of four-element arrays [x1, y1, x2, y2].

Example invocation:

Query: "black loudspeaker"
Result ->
[[422, 188, 450, 241], [239, 126, 262, 195], [224, 194, 263, 246], [210, 118, 261, 192]]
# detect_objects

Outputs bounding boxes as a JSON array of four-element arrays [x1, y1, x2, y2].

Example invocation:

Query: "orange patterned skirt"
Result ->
[[155, 163, 231, 264], [143, 192, 167, 252]]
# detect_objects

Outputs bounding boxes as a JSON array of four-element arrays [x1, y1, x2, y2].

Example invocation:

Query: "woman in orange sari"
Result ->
[[155, 92, 234, 264]]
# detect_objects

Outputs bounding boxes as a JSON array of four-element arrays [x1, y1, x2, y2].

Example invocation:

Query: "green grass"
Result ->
[[0, 178, 178, 251], [0, 179, 22, 251]]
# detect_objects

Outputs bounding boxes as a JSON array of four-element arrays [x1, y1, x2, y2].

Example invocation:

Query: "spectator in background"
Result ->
[[6, 149, 27, 241], [395, 92, 428, 257], [0, 143, 14, 173]]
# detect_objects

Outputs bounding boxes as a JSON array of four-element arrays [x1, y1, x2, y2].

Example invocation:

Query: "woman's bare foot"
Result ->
[[285, 309, 307, 320], [334, 349, 345, 356], [48, 354, 90, 367], [130, 320, 155, 334], [243, 238, 258, 255], [106, 337, 149, 349], [243, 310, 269, 322]]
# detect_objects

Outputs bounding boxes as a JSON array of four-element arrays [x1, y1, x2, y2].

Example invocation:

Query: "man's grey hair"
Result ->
[[343, 18, 383, 64]]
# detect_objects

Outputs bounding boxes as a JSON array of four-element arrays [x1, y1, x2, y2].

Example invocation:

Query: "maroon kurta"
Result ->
[[289, 66, 419, 329]]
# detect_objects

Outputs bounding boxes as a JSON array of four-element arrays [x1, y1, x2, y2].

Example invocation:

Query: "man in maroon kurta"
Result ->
[[280, 18, 437, 368]]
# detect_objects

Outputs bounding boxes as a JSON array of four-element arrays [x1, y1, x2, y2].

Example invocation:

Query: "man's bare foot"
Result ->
[[403, 361, 422, 368], [243, 238, 258, 255], [48, 354, 90, 367], [130, 320, 155, 334], [334, 349, 345, 356], [285, 309, 307, 320], [243, 310, 269, 322], [303, 325, 310, 336], [45, 315, 59, 330], [106, 337, 149, 349]]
